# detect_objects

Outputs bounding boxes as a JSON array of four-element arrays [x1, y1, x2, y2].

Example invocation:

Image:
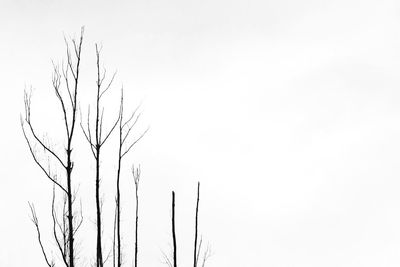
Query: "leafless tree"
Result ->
[[163, 183, 211, 267], [80, 44, 120, 267], [22, 28, 212, 267], [171, 191, 177, 267], [193, 182, 211, 267], [132, 165, 141, 267], [22, 27, 84, 267], [193, 182, 200, 267], [113, 88, 148, 267]]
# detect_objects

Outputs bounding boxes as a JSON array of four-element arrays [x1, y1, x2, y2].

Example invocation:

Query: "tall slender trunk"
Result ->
[[23, 28, 84, 267], [116, 141, 122, 267], [113, 200, 117, 267], [66, 147, 74, 267], [193, 182, 200, 267], [96, 146, 103, 267], [95, 46, 103, 267], [65, 30, 82, 266], [172, 191, 177, 267], [134, 180, 139, 267]]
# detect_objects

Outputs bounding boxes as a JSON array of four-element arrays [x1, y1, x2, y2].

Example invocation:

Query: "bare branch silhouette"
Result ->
[[23, 27, 84, 267], [114, 87, 147, 267], [201, 244, 212, 267], [29, 203, 55, 267], [51, 185, 69, 267], [21, 118, 67, 194], [161, 250, 173, 267], [22, 28, 213, 267], [80, 43, 120, 267]]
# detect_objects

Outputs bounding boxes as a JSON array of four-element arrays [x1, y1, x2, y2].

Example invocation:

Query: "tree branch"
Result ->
[[121, 127, 149, 158], [21, 118, 68, 194], [24, 90, 66, 168], [52, 62, 70, 138], [51, 186, 69, 267], [29, 202, 55, 267]]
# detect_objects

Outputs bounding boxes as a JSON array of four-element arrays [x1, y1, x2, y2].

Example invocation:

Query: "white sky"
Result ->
[[2, 0, 400, 266]]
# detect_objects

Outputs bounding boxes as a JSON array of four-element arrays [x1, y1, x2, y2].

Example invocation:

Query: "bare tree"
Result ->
[[164, 183, 210, 267], [193, 182, 200, 267], [80, 44, 120, 267], [22, 28, 84, 267], [22, 28, 212, 267], [113, 88, 148, 267], [193, 182, 211, 267], [171, 191, 177, 267], [132, 166, 141, 267]]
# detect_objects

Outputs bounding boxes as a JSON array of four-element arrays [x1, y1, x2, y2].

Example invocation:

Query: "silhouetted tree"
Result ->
[[81, 43, 120, 267], [22, 27, 84, 267], [192, 182, 211, 267], [22, 28, 211, 267], [193, 182, 200, 267], [163, 183, 211, 267], [132, 165, 141, 267], [172, 191, 177, 267], [112, 88, 148, 267]]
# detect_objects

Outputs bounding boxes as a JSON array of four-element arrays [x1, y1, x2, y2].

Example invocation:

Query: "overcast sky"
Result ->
[[2, 0, 400, 266]]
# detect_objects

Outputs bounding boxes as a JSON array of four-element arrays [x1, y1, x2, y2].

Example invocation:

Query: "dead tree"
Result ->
[[80, 44, 120, 267], [193, 182, 200, 267], [22, 28, 84, 267], [164, 183, 210, 267], [193, 182, 211, 267], [22, 28, 211, 267], [132, 166, 141, 267], [113, 88, 148, 267], [172, 191, 177, 267]]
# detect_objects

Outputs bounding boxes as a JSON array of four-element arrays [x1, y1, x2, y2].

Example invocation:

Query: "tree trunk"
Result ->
[[116, 146, 122, 267], [96, 146, 103, 267], [193, 182, 200, 267], [66, 151, 74, 267], [172, 191, 177, 267], [134, 181, 139, 267]]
